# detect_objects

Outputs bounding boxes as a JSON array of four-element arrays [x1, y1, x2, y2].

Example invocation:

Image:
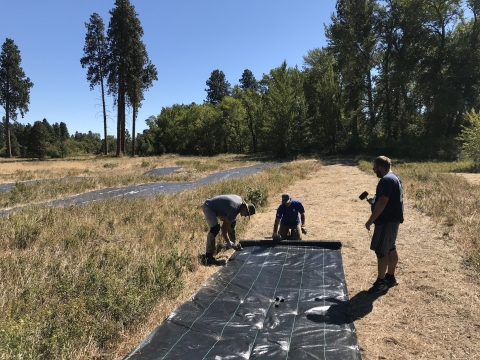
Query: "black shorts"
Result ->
[[370, 221, 399, 258]]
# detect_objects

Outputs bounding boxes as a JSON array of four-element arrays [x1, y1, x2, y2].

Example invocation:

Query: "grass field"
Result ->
[[0, 155, 320, 359], [1, 155, 479, 359], [0, 154, 262, 208]]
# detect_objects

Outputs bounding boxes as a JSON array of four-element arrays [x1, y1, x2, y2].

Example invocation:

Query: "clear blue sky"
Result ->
[[1, 0, 337, 137]]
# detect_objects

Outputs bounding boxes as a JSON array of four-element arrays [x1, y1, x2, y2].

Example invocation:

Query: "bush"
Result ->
[[457, 109, 480, 167]]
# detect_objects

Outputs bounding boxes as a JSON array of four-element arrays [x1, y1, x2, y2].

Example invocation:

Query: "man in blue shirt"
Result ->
[[272, 193, 306, 240], [365, 156, 404, 294]]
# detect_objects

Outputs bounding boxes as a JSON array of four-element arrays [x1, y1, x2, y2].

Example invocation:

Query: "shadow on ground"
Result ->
[[348, 290, 388, 321]]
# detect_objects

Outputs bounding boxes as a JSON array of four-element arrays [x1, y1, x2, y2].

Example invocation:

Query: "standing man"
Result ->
[[272, 193, 306, 240], [365, 156, 404, 294], [202, 194, 256, 266]]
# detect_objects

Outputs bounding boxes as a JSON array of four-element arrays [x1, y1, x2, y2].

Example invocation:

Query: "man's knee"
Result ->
[[230, 220, 236, 229], [375, 251, 388, 259], [210, 224, 221, 236]]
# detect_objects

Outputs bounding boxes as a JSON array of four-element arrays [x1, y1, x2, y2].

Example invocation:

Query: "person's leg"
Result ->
[[387, 249, 398, 276], [377, 254, 389, 280], [202, 204, 219, 255], [383, 221, 399, 280], [368, 223, 390, 293], [292, 224, 302, 240], [279, 223, 288, 240]]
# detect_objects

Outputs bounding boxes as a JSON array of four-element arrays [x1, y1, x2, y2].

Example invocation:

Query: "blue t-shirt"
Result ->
[[276, 199, 305, 226], [371, 172, 404, 224]]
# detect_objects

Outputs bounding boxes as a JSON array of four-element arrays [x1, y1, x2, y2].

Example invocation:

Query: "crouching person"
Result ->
[[272, 193, 306, 240]]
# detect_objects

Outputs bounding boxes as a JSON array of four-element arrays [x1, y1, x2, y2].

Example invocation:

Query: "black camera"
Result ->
[[359, 191, 369, 201]]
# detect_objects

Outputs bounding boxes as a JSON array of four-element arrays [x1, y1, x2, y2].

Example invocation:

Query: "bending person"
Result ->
[[201, 194, 255, 266]]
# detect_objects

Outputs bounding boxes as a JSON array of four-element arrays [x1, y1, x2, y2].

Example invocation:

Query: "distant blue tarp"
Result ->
[[125, 240, 361, 360]]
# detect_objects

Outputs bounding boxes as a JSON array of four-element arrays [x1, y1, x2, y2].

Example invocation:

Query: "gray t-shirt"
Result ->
[[204, 194, 243, 222]]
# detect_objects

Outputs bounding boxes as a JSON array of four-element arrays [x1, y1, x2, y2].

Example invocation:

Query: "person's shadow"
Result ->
[[348, 290, 387, 321], [307, 289, 387, 325]]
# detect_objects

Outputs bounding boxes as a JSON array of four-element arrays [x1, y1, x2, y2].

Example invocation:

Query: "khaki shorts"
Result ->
[[279, 223, 302, 240], [370, 221, 399, 258]]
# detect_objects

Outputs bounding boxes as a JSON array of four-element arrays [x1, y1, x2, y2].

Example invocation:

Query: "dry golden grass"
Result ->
[[0, 154, 264, 208], [0, 154, 261, 181], [0, 158, 321, 359], [3, 156, 479, 359]]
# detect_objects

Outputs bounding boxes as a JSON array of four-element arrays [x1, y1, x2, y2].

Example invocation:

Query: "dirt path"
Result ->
[[240, 159, 480, 360], [118, 159, 480, 359]]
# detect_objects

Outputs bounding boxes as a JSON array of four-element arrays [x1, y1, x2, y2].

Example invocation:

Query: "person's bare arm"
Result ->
[[365, 195, 388, 230], [300, 213, 307, 234], [273, 218, 280, 235], [222, 218, 232, 242]]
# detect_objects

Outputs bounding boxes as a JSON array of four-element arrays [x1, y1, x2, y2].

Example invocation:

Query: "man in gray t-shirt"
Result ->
[[202, 194, 255, 265]]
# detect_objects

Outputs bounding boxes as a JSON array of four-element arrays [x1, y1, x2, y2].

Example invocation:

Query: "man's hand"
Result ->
[[272, 233, 282, 242], [365, 220, 373, 231], [301, 227, 307, 235]]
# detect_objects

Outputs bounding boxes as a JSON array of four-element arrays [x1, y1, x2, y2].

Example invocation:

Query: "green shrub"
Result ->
[[103, 162, 119, 169], [457, 109, 480, 167]]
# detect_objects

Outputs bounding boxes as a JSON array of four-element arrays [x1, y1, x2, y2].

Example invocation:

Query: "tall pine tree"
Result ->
[[81, 13, 110, 155], [0, 38, 33, 158]]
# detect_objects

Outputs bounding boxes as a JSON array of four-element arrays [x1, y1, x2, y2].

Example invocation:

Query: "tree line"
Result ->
[[0, 118, 124, 158], [138, 0, 480, 160], [3, 0, 480, 161]]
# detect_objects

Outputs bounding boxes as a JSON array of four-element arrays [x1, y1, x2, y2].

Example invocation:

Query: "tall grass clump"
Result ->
[[0, 160, 321, 359], [359, 158, 480, 271]]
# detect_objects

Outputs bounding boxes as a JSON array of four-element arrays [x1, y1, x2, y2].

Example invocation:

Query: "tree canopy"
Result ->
[[205, 69, 231, 105]]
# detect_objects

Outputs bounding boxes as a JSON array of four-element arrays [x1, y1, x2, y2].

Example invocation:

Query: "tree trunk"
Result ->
[[121, 91, 126, 155], [5, 95, 11, 158], [101, 79, 108, 155], [116, 86, 121, 157], [132, 102, 136, 157], [366, 69, 376, 131]]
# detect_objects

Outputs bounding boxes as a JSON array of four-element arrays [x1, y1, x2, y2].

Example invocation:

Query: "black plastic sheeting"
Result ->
[[0, 163, 281, 217], [143, 167, 182, 176], [125, 240, 361, 360]]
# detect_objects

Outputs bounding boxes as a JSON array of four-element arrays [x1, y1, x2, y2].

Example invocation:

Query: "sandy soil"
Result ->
[[118, 159, 480, 360], [242, 159, 480, 359], [458, 173, 480, 185]]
